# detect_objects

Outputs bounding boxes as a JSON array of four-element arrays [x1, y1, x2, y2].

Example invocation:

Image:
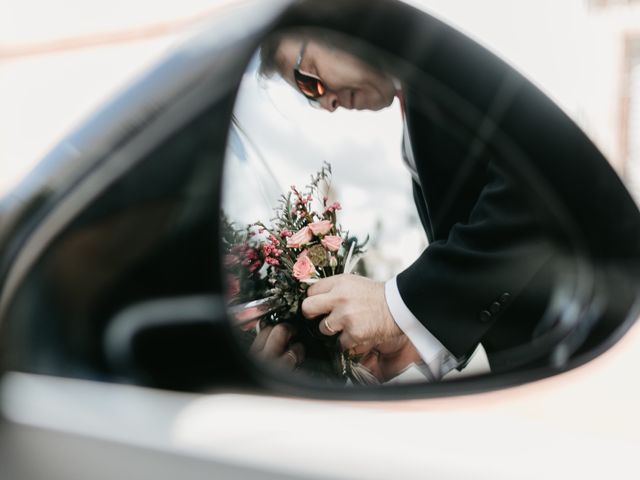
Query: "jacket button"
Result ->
[[499, 292, 511, 304], [489, 302, 501, 314], [479, 310, 492, 323]]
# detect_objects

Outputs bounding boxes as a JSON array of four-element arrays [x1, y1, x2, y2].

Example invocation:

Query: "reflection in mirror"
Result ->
[[220, 27, 638, 387]]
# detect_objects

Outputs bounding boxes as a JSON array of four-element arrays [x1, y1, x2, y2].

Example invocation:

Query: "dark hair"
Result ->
[[257, 29, 392, 81], [258, 33, 285, 79], [259, 31, 311, 80], [257, 29, 345, 80]]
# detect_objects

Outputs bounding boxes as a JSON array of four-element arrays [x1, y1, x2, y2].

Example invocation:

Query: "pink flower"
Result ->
[[248, 260, 262, 273], [293, 255, 315, 280], [324, 202, 342, 214], [309, 220, 333, 236], [321, 235, 343, 252], [286, 226, 313, 248]]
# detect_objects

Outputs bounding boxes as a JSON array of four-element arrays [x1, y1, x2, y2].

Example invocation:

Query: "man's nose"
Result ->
[[318, 92, 339, 112]]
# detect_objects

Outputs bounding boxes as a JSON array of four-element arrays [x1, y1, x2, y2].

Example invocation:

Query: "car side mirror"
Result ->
[[1, 0, 638, 400], [217, 0, 640, 397]]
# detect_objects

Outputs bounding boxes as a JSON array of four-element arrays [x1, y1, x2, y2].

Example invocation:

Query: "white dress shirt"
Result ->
[[385, 277, 459, 379]]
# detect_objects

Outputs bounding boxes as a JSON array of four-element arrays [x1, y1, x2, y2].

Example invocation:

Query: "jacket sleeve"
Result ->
[[396, 160, 558, 359]]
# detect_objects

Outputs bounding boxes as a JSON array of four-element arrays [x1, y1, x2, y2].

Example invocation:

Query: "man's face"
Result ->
[[276, 37, 397, 112]]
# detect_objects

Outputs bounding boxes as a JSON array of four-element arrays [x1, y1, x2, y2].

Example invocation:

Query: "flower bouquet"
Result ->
[[223, 163, 371, 383]]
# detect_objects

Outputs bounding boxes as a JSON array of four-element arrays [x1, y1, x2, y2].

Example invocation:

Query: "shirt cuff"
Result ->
[[384, 276, 458, 379]]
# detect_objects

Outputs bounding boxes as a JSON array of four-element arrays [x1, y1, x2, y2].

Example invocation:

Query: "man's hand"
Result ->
[[301, 274, 403, 354], [249, 323, 305, 370]]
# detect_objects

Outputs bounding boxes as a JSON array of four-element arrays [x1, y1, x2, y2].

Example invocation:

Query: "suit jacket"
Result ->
[[396, 91, 561, 371], [396, 72, 640, 371]]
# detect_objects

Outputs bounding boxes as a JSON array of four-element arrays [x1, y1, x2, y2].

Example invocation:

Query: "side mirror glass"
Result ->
[[220, 22, 640, 392]]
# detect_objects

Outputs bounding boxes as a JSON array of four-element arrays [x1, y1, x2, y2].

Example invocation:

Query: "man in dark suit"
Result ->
[[258, 32, 559, 378]]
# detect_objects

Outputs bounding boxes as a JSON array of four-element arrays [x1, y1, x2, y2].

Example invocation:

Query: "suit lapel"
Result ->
[[404, 91, 489, 242]]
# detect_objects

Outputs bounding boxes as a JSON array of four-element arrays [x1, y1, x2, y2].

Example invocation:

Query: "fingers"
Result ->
[[318, 315, 371, 356], [338, 333, 372, 356], [280, 342, 305, 369], [249, 325, 273, 354], [262, 323, 295, 359], [349, 343, 373, 356], [318, 315, 341, 336], [249, 323, 304, 372], [307, 277, 402, 358], [307, 275, 344, 296], [301, 293, 335, 319]]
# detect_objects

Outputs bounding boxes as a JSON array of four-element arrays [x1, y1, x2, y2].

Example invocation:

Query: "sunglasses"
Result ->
[[293, 42, 326, 101]]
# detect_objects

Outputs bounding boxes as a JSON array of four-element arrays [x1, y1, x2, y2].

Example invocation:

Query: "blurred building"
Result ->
[[582, 0, 640, 200], [602, 1, 640, 201]]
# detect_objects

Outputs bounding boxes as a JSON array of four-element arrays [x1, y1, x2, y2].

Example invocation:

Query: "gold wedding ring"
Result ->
[[324, 318, 337, 334], [286, 349, 298, 365]]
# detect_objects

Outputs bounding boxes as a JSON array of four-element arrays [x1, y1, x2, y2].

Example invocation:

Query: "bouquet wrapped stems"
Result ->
[[223, 163, 371, 383]]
